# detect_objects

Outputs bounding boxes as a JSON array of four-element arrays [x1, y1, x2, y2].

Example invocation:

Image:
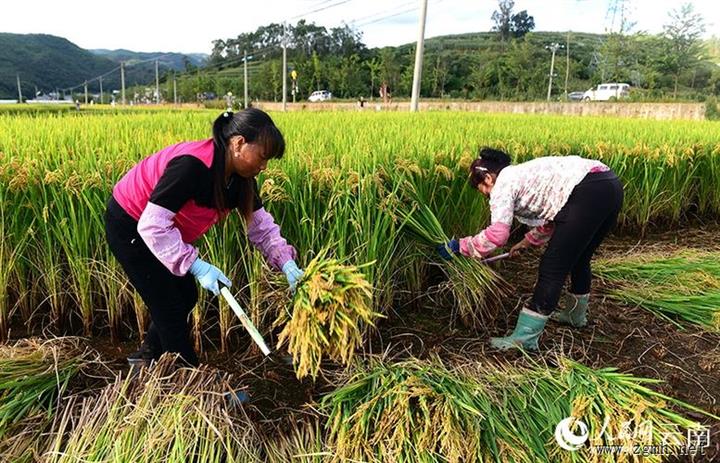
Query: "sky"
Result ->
[[1, 0, 717, 54]]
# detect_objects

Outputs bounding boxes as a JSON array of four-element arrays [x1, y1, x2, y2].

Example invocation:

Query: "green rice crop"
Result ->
[[0, 110, 718, 345], [397, 200, 506, 328]]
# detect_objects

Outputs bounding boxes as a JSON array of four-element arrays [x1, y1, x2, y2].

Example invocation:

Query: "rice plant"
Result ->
[[0, 185, 34, 341], [274, 250, 382, 380], [321, 356, 715, 463], [263, 418, 330, 463], [44, 355, 262, 462], [595, 250, 720, 331], [0, 337, 107, 462], [1, 109, 719, 341], [398, 200, 506, 328]]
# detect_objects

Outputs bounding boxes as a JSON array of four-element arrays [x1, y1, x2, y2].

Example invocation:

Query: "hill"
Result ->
[[0, 33, 208, 99], [90, 49, 206, 69], [0, 33, 116, 98]]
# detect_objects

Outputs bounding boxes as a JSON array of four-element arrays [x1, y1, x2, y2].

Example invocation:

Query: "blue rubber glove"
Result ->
[[189, 258, 231, 296], [282, 260, 304, 293], [436, 239, 460, 260]]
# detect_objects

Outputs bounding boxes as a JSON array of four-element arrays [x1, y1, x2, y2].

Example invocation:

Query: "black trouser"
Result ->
[[104, 196, 199, 366], [530, 170, 624, 315]]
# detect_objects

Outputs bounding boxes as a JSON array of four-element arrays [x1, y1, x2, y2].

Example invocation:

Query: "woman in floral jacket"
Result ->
[[438, 148, 623, 351]]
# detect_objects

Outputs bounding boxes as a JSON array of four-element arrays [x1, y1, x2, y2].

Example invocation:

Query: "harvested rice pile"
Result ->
[[595, 250, 720, 331], [322, 356, 713, 463], [44, 355, 260, 462]]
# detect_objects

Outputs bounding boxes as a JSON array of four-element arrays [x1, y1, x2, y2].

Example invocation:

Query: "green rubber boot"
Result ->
[[551, 293, 589, 328], [490, 308, 549, 351]]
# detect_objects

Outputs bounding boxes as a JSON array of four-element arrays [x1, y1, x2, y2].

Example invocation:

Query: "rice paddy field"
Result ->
[[1, 106, 719, 461]]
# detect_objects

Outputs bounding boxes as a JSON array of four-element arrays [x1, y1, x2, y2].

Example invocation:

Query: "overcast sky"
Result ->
[[1, 0, 717, 54]]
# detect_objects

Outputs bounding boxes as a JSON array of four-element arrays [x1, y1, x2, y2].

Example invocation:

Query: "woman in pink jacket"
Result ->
[[438, 148, 623, 351], [105, 108, 303, 367]]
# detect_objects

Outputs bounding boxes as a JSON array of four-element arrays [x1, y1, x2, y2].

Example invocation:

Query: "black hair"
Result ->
[[211, 108, 285, 220], [468, 147, 512, 188]]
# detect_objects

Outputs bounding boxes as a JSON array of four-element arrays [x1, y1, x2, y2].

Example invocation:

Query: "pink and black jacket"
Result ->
[[112, 139, 296, 276]]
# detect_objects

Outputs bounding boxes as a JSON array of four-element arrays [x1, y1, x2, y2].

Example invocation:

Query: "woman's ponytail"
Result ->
[[211, 111, 235, 213]]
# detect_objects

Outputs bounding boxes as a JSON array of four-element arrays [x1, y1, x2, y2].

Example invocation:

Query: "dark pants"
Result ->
[[104, 196, 199, 366], [530, 171, 624, 315]]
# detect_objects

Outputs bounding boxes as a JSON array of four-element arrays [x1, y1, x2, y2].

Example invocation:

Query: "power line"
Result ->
[[354, 0, 448, 28], [58, 53, 175, 93], [349, 0, 416, 25], [288, 0, 354, 21], [203, 45, 280, 71]]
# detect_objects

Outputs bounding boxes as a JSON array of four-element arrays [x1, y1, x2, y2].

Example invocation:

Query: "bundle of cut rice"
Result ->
[[275, 251, 382, 380]]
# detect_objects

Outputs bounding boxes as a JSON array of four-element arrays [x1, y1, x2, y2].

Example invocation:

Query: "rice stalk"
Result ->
[[263, 418, 330, 463], [322, 355, 716, 463], [0, 337, 108, 461], [595, 250, 720, 331], [397, 201, 506, 328], [44, 355, 262, 462]]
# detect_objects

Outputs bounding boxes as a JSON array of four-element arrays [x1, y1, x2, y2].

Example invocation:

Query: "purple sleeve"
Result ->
[[137, 201, 198, 276], [246, 207, 297, 270]]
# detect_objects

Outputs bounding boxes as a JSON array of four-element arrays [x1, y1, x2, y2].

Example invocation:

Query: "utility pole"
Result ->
[[410, 0, 428, 112], [121, 62, 126, 105], [16, 74, 22, 103], [99, 76, 104, 104], [84, 81, 88, 104], [564, 32, 570, 100], [244, 49, 249, 109], [173, 72, 177, 105], [546, 43, 561, 101], [282, 23, 288, 112], [155, 60, 160, 104]]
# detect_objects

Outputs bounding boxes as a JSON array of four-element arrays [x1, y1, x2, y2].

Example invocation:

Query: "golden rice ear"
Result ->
[[273, 253, 381, 381]]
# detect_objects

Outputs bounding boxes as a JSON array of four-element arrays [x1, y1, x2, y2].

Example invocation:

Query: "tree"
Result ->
[[366, 57, 381, 100], [492, 0, 514, 42], [312, 51, 323, 91], [708, 66, 720, 96], [597, 0, 637, 83], [293, 20, 329, 56], [511, 11, 535, 39], [378, 47, 401, 95], [492, 1, 535, 42], [431, 53, 449, 97], [328, 25, 366, 57], [270, 61, 282, 101], [663, 2, 706, 98]]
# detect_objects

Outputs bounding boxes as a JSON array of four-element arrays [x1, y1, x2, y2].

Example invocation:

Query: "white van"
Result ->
[[308, 90, 332, 102], [582, 83, 630, 101]]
